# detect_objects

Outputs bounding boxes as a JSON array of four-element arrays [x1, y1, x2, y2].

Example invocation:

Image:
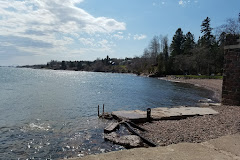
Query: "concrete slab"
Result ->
[[154, 107, 219, 117], [112, 110, 146, 120], [206, 134, 240, 157], [112, 107, 218, 121], [71, 134, 240, 160]]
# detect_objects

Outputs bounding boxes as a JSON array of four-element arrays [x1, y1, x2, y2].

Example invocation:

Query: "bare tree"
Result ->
[[149, 36, 160, 64], [216, 13, 240, 35]]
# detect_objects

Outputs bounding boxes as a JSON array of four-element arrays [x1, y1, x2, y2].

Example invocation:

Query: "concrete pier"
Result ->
[[112, 106, 218, 122]]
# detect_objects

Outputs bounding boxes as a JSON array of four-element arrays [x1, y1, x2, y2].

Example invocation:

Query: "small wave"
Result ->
[[21, 122, 51, 132], [29, 123, 51, 131]]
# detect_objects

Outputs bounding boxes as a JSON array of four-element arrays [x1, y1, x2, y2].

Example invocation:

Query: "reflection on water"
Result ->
[[0, 117, 124, 159], [0, 67, 211, 159]]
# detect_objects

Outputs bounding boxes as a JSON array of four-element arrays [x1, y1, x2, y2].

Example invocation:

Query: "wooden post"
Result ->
[[147, 108, 151, 122], [98, 105, 100, 117], [103, 104, 105, 115]]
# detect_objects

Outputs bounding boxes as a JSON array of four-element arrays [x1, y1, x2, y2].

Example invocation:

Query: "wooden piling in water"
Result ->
[[147, 108, 151, 122], [98, 105, 100, 117], [103, 104, 105, 114]]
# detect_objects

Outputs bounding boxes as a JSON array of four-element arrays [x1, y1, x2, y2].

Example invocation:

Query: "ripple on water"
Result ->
[[25, 122, 51, 132], [0, 68, 211, 159]]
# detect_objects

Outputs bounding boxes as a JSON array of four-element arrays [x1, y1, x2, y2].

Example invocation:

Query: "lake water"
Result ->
[[0, 67, 211, 159]]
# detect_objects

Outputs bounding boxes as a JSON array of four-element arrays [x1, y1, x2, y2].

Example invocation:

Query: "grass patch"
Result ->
[[119, 65, 127, 70], [174, 75, 223, 79]]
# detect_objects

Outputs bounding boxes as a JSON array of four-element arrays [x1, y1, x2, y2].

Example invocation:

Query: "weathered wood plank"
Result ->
[[104, 122, 119, 133], [128, 121, 147, 132], [123, 122, 157, 147]]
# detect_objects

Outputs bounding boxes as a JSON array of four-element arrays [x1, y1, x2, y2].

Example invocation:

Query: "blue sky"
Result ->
[[0, 0, 239, 66]]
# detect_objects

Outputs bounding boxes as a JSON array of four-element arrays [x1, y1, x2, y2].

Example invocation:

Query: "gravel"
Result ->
[[139, 78, 240, 147], [140, 106, 240, 146]]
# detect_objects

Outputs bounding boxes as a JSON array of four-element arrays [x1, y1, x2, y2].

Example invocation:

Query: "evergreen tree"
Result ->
[[183, 32, 195, 55], [163, 36, 169, 61], [201, 17, 213, 47], [162, 36, 169, 73], [157, 54, 165, 75], [170, 28, 185, 57]]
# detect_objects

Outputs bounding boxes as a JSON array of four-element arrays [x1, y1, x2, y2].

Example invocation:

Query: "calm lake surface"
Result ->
[[0, 67, 211, 159]]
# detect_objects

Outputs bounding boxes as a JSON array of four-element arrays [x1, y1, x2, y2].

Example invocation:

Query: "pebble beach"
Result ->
[[72, 77, 240, 160], [140, 77, 240, 147]]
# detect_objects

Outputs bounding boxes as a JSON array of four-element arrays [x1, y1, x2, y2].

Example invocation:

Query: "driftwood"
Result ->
[[122, 122, 157, 147], [100, 105, 156, 147], [103, 120, 155, 147], [127, 121, 147, 132]]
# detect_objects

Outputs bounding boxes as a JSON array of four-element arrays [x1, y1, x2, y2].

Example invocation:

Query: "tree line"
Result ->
[[25, 14, 240, 76], [139, 14, 239, 76]]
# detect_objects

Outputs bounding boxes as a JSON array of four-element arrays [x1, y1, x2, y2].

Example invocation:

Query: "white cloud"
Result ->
[[97, 39, 116, 52], [0, 0, 126, 63], [78, 37, 116, 52], [179, 0, 185, 6], [113, 34, 124, 40], [0, 0, 126, 35], [152, 1, 165, 6], [79, 38, 96, 46], [133, 34, 147, 40], [178, 0, 192, 6]]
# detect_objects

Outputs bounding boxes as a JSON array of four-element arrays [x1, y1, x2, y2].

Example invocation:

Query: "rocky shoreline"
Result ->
[[137, 77, 240, 147], [70, 77, 240, 160], [68, 77, 240, 160], [100, 77, 238, 149], [140, 105, 240, 146]]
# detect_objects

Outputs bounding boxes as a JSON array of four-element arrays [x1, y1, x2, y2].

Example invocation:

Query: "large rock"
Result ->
[[104, 132, 143, 148]]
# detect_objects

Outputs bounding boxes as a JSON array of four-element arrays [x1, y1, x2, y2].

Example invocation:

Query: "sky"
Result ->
[[0, 0, 239, 66]]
